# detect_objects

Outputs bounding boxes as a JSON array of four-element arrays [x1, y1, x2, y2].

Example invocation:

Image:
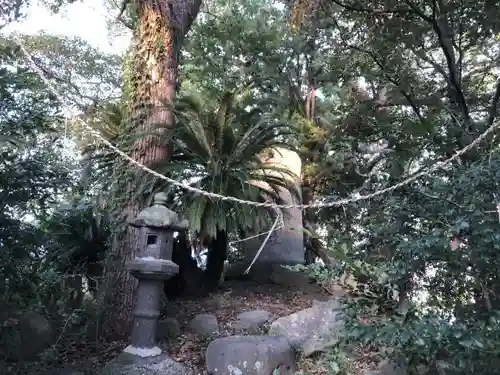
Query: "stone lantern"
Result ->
[[122, 192, 189, 358]]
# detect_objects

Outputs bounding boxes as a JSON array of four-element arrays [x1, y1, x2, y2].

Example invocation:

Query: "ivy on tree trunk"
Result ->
[[101, 0, 201, 340]]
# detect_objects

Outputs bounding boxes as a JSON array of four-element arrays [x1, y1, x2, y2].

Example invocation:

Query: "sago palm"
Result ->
[[159, 92, 300, 287]]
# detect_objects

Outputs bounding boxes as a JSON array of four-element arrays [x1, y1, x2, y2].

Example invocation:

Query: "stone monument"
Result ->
[[101, 192, 192, 375], [243, 147, 304, 266]]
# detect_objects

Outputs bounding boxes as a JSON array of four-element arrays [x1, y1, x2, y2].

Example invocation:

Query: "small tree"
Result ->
[[162, 92, 300, 288]]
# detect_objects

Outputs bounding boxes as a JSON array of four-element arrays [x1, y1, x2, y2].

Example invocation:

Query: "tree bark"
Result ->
[[100, 0, 201, 340], [303, 219, 334, 267]]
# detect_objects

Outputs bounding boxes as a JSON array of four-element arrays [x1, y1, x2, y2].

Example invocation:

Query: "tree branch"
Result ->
[[29, 55, 101, 107], [404, 0, 432, 22], [356, 150, 390, 177], [304, 220, 336, 267], [409, 0, 471, 127], [331, 0, 412, 15], [116, 0, 135, 30], [346, 43, 428, 123], [487, 78, 500, 127], [432, 8, 470, 125], [169, 0, 202, 36]]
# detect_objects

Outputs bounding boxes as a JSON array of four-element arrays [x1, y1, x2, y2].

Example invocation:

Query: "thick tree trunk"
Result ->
[[100, 0, 201, 340], [303, 219, 334, 267], [302, 183, 315, 264], [205, 230, 228, 289], [302, 44, 319, 266]]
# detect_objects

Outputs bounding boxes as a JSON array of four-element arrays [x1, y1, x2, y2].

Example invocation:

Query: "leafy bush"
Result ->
[[300, 152, 500, 374]]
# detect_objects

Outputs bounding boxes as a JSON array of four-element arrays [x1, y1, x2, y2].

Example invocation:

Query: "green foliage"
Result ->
[[0, 31, 114, 328], [182, 0, 287, 95], [157, 92, 300, 239], [295, 151, 500, 374], [40, 198, 110, 274], [14, 33, 123, 109], [0, 37, 79, 311]]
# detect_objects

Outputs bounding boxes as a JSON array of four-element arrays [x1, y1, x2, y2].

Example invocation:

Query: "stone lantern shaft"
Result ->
[[130, 279, 162, 348]]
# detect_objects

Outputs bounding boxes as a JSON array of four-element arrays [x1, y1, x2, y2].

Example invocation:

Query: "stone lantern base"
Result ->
[[122, 344, 162, 358], [101, 352, 192, 375]]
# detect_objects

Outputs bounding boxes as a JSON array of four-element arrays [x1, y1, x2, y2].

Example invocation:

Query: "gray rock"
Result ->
[[36, 367, 85, 375], [268, 267, 313, 287], [100, 353, 192, 375], [312, 298, 343, 310], [233, 310, 272, 333], [1, 310, 54, 360], [188, 314, 219, 336], [224, 264, 313, 289], [378, 356, 407, 375], [206, 335, 297, 375], [268, 299, 344, 356], [156, 318, 181, 340]]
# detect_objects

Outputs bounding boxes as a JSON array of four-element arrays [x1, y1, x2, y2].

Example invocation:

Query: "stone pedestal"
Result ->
[[124, 258, 179, 357], [101, 353, 192, 375]]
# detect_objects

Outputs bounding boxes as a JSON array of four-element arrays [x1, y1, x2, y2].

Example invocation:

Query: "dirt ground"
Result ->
[[3, 279, 331, 375], [165, 279, 330, 374], [162, 279, 380, 375], [3, 279, 381, 375]]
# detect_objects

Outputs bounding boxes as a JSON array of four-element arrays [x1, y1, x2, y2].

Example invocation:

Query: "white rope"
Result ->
[[11, 32, 500, 209], [228, 213, 284, 245], [243, 212, 282, 274], [228, 212, 284, 274]]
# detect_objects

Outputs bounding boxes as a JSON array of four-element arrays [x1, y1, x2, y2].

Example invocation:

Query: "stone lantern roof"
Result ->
[[130, 192, 189, 231]]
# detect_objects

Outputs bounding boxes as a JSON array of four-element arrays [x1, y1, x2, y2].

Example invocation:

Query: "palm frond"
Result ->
[[154, 93, 302, 241]]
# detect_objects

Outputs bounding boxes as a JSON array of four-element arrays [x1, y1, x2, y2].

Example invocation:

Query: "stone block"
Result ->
[[268, 299, 344, 356], [100, 353, 192, 375], [206, 335, 296, 375], [188, 314, 219, 336]]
